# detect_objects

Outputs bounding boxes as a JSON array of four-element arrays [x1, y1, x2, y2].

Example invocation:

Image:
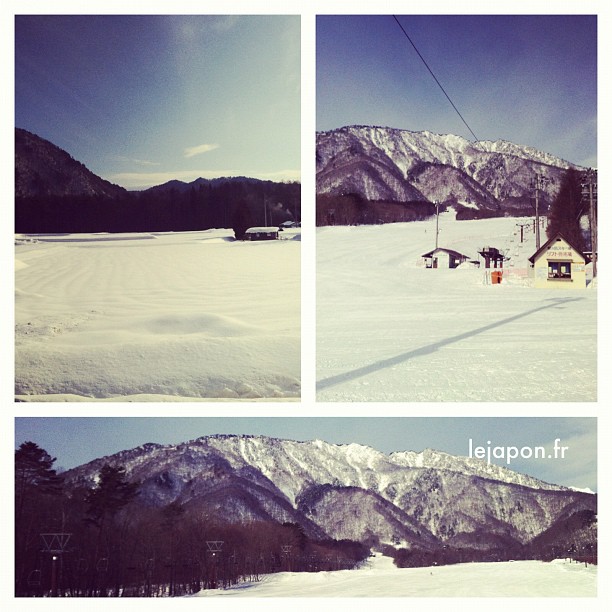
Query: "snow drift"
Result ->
[[15, 229, 300, 401]]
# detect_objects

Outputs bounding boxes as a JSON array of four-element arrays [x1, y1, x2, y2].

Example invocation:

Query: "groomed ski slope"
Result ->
[[15, 229, 300, 401], [195, 553, 596, 597], [317, 215, 596, 402]]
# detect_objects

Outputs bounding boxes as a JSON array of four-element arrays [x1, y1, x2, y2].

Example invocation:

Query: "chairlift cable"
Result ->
[[392, 15, 480, 144]]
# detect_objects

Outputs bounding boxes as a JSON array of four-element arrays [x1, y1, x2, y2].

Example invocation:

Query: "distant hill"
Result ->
[[143, 176, 268, 195], [15, 128, 126, 199], [15, 128, 300, 233]]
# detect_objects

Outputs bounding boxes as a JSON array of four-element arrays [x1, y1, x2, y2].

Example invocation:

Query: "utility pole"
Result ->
[[434, 200, 440, 249], [531, 174, 549, 250], [581, 169, 597, 278]]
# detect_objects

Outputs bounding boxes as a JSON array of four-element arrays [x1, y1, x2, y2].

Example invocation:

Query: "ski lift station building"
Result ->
[[422, 247, 470, 269], [528, 233, 587, 289]]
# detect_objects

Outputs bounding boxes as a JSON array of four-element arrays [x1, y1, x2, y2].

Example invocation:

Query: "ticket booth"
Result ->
[[528, 233, 586, 289]]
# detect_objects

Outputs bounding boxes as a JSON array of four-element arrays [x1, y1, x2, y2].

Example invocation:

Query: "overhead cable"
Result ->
[[392, 15, 480, 143]]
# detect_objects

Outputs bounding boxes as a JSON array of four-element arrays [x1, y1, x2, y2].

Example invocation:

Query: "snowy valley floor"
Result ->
[[317, 217, 597, 402], [15, 230, 300, 401], [195, 554, 596, 597]]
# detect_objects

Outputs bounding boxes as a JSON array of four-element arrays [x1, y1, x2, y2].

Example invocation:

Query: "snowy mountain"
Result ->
[[316, 125, 581, 213], [64, 434, 595, 553]]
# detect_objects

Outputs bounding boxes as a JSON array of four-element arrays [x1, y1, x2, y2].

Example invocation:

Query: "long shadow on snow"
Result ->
[[316, 297, 584, 392]]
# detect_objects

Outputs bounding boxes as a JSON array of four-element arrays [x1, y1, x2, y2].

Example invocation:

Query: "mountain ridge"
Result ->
[[67, 433, 574, 493], [316, 125, 582, 214], [63, 434, 595, 552], [15, 128, 298, 197], [15, 128, 300, 233], [15, 127, 127, 199], [320, 125, 577, 168]]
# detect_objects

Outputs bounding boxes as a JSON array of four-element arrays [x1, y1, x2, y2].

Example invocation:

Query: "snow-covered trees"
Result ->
[[15, 441, 63, 523]]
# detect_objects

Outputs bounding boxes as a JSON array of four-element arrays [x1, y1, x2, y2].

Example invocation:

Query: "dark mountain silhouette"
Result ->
[[15, 128, 126, 199], [14, 128, 300, 233]]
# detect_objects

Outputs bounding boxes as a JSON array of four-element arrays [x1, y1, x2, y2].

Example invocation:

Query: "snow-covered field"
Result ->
[[15, 229, 300, 401], [195, 554, 596, 597], [317, 215, 597, 401]]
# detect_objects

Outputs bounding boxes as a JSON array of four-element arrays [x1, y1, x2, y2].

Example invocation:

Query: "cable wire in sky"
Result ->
[[392, 15, 480, 143]]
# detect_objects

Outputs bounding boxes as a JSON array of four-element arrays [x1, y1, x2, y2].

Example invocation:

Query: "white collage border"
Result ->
[[2, 1, 610, 610]]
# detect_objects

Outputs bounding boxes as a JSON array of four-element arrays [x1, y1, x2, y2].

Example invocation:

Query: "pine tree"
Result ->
[[84, 465, 140, 596], [85, 464, 139, 527], [546, 168, 587, 251], [15, 441, 63, 524], [231, 201, 253, 240], [15, 442, 64, 595]]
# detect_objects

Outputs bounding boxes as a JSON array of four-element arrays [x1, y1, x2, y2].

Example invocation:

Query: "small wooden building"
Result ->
[[422, 247, 469, 269], [244, 227, 279, 241], [528, 233, 587, 289]]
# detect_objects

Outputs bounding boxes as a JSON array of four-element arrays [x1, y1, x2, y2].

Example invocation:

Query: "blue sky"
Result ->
[[14, 417, 597, 492], [317, 14, 597, 167], [15, 15, 300, 189]]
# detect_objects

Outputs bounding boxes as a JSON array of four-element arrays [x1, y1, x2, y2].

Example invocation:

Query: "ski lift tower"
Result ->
[[530, 174, 549, 250], [206, 540, 224, 589], [281, 544, 293, 571], [40, 532, 71, 597]]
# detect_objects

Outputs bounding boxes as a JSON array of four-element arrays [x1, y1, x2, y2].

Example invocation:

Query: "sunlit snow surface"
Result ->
[[15, 229, 300, 401], [317, 216, 596, 401], [195, 554, 596, 597]]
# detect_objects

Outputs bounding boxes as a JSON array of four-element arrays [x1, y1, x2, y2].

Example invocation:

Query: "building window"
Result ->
[[548, 261, 571, 280]]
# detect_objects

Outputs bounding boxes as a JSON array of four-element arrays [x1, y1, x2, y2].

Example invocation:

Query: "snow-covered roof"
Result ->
[[245, 227, 279, 233], [421, 247, 469, 259]]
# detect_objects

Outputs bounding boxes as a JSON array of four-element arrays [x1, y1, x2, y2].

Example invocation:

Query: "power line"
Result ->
[[392, 15, 480, 143]]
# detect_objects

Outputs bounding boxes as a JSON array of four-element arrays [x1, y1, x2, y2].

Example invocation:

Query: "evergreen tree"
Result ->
[[85, 464, 139, 527], [231, 201, 254, 240], [15, 441, 63, 524], [546, 168, 587, 251], [15, 442, 64, 595], [84, 465, 140, 596]]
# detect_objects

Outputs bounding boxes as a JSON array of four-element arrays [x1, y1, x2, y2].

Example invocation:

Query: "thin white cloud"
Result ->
[[114, 155, 160, 167], [183, 143, 220, 158], [254, 169, 301, 182]]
